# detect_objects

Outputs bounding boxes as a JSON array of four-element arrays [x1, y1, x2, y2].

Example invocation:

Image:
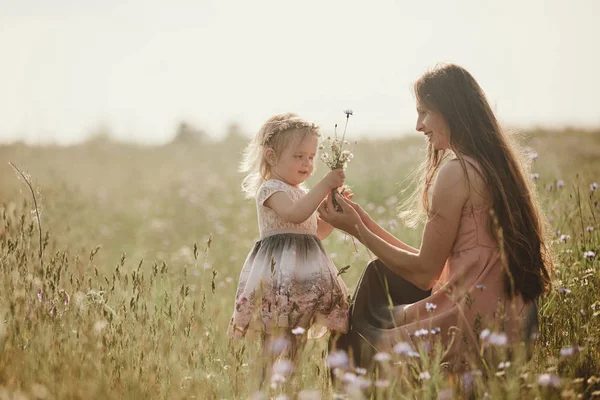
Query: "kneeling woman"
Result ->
[[319, 63, 553, 373]]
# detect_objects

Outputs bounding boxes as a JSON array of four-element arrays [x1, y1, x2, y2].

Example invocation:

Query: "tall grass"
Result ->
[[0, 129, 599, 399]]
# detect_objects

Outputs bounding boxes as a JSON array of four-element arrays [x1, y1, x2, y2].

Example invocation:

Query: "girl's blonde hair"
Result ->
[[240, 112, 320, 198]]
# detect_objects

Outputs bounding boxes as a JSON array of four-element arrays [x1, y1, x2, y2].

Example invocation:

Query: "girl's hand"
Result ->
[[323, 169, 345, 190], [339, 185, 354, 200], [318, 193, 363, 236]]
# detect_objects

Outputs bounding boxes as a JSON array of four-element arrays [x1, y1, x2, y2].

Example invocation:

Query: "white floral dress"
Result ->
[[228, 179, 349, 339]]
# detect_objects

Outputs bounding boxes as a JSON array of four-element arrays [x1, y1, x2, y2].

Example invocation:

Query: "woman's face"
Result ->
[[415, 103, 451, 151]]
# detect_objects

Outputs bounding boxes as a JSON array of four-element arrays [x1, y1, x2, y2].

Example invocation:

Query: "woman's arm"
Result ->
[[321, 161, 468, 290], [317, 217, 335, 240], [352, 205, 418, 254]]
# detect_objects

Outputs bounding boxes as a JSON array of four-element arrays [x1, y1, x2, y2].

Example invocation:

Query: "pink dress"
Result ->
[[228, 179, 349, 339], [334, 156, 535, 372]]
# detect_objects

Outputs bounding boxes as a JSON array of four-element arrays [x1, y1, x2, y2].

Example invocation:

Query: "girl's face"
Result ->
[[269, 134, 318, 186], [415, 103, 451, 151]]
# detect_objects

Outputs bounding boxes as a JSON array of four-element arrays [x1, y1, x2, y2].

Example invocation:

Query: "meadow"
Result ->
[[0, 128, 599, 399]]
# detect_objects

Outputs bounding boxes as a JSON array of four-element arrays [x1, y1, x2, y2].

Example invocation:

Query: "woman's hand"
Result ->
[[334, 189, 372, 226], [318, 193, 364, 236]]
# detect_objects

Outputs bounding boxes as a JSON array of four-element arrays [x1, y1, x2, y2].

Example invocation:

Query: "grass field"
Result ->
[[0, 128, 599, 399]]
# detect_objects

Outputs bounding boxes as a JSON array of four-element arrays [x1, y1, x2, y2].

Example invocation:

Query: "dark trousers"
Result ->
[[329, 259, 431, 369]]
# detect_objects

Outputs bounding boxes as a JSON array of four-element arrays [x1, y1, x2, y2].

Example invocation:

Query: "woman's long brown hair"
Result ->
[[412, 63, 552, 303]]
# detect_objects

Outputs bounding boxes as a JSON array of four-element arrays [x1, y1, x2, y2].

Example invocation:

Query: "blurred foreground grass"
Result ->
[[0, 129, 599, 399]]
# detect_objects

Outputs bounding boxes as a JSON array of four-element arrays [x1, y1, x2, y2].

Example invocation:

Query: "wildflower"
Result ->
[[388, 219, 398, 229], [591, 183, 598, 191], [419, 371, 431, 380], [559, 234, 571, 243], [560, 346, 584, 357], [374, 352, 391, 362], [426, 302, 437, 312], [537, 373, 561, 388], [271, 373, 286, 385], [530, 152, 539, 160], [37, 289, 44, 303], [273, 359, 293, 375], [393, 342, 415, 355], [431, 327, 441, 335], [583, 251, 595, 259], [462, 370, 482, 391], [414, 328, 430, 337], [479, 329, 491, 341], [374, 379, 390, 388], [587, 226, 594, 232], [498, 361, 511, 369], [355, 368, 367, 375], [557, 180, 565, 188], [531, 173, 540, 180], [267, 337, 290, 355], [488, 332, 508, 346], [341, 372, 357, 384], [327, 350, 349, 368], [291, 326, 306, 335], [557, 287, 572, 294], [344, 109, 353, 116], [476, 284, 487, 290]]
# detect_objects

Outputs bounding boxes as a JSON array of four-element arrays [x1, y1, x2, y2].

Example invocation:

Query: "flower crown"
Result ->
[[263, 119, 319, 146]]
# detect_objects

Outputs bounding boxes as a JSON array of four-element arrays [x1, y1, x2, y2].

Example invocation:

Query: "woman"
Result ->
[[319, 63, 553, 373]]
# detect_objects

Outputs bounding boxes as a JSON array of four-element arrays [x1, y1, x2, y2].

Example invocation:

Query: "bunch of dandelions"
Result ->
[[320, 109, 355, 211]]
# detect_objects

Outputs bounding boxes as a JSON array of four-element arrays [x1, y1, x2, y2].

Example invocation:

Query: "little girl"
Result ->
[[228, 112, 350, 353]]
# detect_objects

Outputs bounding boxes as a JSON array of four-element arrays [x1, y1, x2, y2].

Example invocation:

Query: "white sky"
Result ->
[[1, 0, 599, 144]]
